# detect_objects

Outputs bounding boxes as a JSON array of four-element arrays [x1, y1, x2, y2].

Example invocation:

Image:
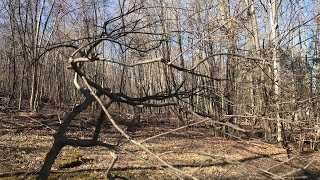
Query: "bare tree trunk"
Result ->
[[316, 11, 320, 120], [8, 8, 17, 105], [218, 0, 236, 119], [37, 93, 103, 179], [245, 0, 260, 124], [268, 0, 283, 143], [29, 63, 38, 111]]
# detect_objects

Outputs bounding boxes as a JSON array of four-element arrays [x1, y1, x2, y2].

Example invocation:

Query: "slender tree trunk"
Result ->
[[29, 63, 38, 111], [245, 0, 260, 122], [8, 19, 17, 104], [316, 12, 320, 119], [268, 0, 283, 143], [218, 0, 236, 119]]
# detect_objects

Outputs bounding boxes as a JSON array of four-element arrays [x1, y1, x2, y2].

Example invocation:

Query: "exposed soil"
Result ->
[[0, 100, 320, 179]]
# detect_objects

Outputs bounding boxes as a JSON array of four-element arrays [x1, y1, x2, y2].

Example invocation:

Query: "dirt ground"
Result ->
[[0, 103, 320, 179]]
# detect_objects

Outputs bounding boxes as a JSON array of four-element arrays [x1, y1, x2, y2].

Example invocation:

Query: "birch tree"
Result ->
[[268, 0, 283, 143]]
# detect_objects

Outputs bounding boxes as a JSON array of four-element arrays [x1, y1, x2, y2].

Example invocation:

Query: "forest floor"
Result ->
[[0, 100, 320, 179]]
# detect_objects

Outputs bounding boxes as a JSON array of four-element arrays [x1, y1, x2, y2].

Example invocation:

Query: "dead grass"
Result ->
[[0, 105, 320, 179]]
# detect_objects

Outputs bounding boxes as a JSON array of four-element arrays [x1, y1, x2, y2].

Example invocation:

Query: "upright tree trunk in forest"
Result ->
[[245, 0, 260, 117], [268, 0, 283, 143], [296, 18, 306, 101], [30, 0, 46, 111], [316, 10, 320, 119], [8, 1, 17, 104], [29, 63, 38, 111], [316, 10, 320, 95], [218, 0, 236, 119], [160, 0, 172, 96]]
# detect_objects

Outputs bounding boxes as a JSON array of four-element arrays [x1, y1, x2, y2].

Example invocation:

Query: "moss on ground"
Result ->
[[48, 172, 98, 180], [43, 147, 83, 169]]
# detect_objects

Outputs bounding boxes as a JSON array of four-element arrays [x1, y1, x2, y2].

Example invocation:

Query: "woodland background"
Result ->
[[0, 0, 320, 179]]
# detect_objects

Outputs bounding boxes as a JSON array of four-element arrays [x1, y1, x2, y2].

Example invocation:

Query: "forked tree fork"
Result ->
[[37, 92, 115, 180]]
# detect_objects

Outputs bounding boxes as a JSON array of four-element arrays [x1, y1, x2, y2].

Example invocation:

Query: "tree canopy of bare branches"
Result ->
[[0, 0, 320, 179]]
